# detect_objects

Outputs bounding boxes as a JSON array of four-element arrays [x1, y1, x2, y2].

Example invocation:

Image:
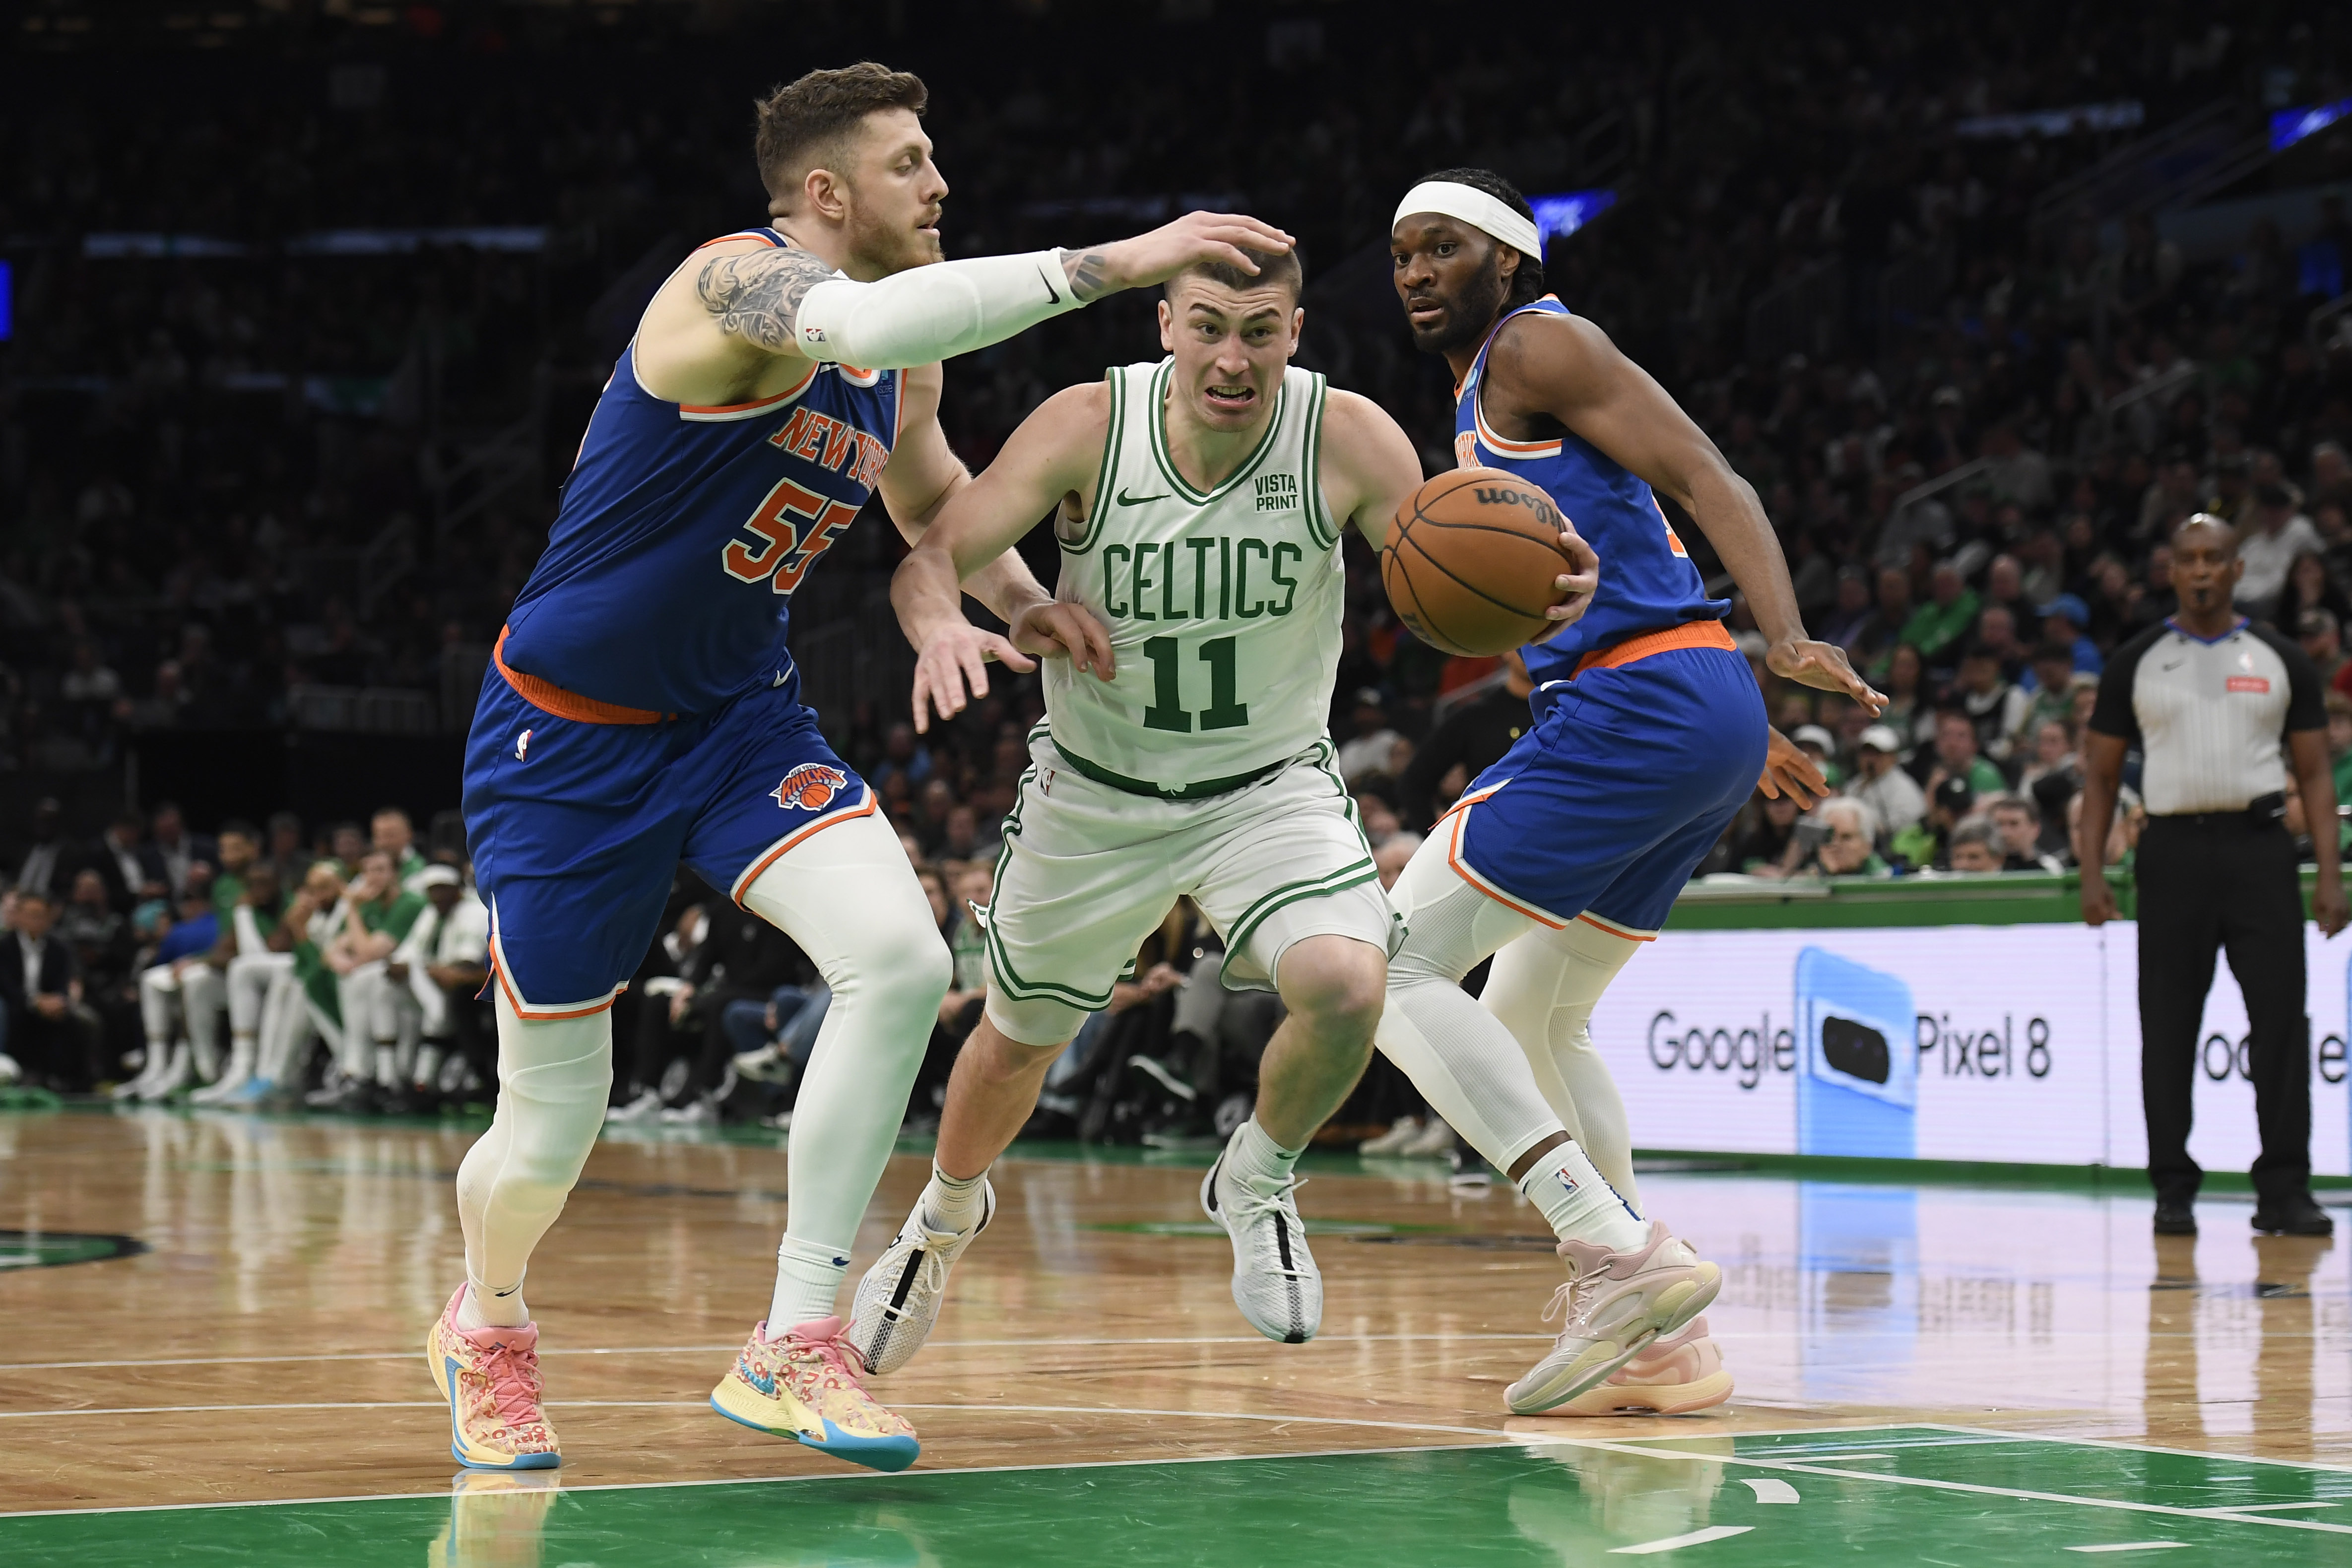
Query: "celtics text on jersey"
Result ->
[[1045, 359, 1342, 796]]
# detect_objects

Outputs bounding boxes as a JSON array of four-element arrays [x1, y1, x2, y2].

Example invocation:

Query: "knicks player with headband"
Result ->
[[1373, 170, 1881, 1416], [841, 240, 1599, 1370], [431, 62, 1291, 1475]]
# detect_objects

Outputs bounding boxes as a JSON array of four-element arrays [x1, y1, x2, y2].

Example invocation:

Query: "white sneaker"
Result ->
[[0, 1052, 19, 1087], [844, 1178, 996, 1375], [1358, 1116, 1423, 1155], [1399, 1115, 1458, 1158], [1504, 1221, 1722, 1415], [110, 1047, 165, 1102], [1548, 1315, 1734, 1417], [659, 1096, 717, 1126], [138, 1042, 195, 1102], [1199, 1130, 1320, 1344], [603, 1089, 664, 1124], [191, 1045, 256, 1106], [731, 1044, 793, 1084]]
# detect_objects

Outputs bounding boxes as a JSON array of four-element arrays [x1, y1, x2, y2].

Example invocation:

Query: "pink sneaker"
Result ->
[[709, 1315, 920, 1473], [425, 1287, 561, 1470], [1503, 1221, 1721, 1415], [1552, 1316, 1734, 1416]]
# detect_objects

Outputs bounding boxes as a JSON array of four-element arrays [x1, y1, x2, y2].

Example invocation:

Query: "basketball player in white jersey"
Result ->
[[426, 61, 1293, 1476], [843, 245, 1599, 1369]]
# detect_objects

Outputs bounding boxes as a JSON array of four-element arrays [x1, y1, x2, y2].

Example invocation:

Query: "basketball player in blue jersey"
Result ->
[[1369, 170, 1877, 1417], [426, 61, 1291, 1475]]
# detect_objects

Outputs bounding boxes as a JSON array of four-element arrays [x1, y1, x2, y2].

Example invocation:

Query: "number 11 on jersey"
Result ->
[[1140, 636, 1249, 733]]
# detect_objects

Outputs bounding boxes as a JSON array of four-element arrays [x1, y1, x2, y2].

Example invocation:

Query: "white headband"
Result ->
[[1392, 181, 1543, 259]]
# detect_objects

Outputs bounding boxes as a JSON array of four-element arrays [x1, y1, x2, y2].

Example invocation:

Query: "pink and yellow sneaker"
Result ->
[[425, 1286, 561, 1471], [709, 1315, 919, 1473], [1552, 1316, 1734, 1416]]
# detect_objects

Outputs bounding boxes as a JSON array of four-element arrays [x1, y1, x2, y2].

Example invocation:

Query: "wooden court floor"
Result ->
[[2, 1107, 2350, 1564]]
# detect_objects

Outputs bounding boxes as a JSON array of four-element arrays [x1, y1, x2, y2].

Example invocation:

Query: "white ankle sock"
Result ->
[[920, 1162, 989, 1234], [1516, 1140, 1649, 1253], [1227, 1115, 1302, 1188], [459, 1276, 529, 1331], [768, 1233, 851, 1331]]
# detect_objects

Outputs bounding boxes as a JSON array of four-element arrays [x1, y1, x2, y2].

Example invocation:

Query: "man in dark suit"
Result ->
[[0, 889, 104, 1090], [148, 801, 218, 901], [82, 811, 169, 914]]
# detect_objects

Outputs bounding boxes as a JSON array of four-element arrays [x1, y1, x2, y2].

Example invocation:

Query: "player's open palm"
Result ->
[[912, 621, 1036, 734], [1766, 639, 1885, 714], [1011, 601, 1115, 679], [1092, 211, 1296, 295]]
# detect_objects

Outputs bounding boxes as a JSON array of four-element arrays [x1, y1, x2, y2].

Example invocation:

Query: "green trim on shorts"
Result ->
[[1218, 860, 1382, 989], [1307, 737, 1377, 858], [982, 755, 1120, 1011], [1047, 730, 1290, 801]]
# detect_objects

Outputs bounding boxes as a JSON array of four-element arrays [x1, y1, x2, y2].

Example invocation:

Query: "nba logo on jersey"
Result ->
[[772, 763, 849, 811]]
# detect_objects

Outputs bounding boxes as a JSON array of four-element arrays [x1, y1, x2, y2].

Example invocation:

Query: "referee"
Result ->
[[2081, 515, 2346, 1238]]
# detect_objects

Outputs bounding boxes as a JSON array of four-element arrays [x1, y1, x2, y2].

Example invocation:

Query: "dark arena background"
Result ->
[[4, 3, 2352, 1564]]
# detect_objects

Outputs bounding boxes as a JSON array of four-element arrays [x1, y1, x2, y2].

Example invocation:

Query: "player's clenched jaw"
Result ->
[[1155, 264, 1303, 435], [1390, 215, 1512, 360]]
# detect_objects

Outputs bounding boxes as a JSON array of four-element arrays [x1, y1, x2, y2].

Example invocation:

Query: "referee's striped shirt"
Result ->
[[2087, 617, 2324, 816]]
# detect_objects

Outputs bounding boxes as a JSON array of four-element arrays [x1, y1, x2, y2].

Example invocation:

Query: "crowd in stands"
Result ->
[[5, 8, 2352, 1131]]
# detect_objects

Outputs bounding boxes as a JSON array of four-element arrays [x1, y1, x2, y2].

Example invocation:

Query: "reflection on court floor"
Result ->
[[0, 1109, 2345, 1565]]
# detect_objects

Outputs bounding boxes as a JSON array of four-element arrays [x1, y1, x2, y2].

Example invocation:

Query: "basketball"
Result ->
[[1380, 468, 1579, 656]]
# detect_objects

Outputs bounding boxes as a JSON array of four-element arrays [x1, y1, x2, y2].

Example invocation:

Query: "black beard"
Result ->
[[1410, 261, 1509, 356]]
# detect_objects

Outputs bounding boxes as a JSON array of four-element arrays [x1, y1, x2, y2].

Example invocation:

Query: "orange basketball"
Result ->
[[1380, 468, 1578, 656]]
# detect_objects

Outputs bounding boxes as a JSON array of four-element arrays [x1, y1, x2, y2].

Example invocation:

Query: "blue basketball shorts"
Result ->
[[462, 653, 872, 1016], [1442, 635, 1766, 937]]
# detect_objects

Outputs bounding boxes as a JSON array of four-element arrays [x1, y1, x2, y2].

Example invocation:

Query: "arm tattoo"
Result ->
[[1062, 249, 1114, 303], [694, 246, 837, 352]]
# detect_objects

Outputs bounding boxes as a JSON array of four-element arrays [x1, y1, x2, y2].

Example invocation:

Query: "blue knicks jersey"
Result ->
[[501, 228, 904, 716], [1454, 296, 1727, 684]]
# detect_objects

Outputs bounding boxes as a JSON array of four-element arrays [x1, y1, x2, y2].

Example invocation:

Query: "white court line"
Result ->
[[2191, 1501, 2340, 1514], [1547, 1436, 2352, 1537], [2064, 1545, 2188, 1555], [1738, 1478, 1800, 1503], [1908, 1422, 2352, 1479], [1610, 1524, 1753, 1554], [0, 1331, 1562, 1374]]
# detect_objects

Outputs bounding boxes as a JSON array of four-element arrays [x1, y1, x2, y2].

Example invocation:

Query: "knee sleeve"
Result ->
[[1373, 837, 1565, 1170], [1483, 920, 1644, 1201], [456, 988, 612, 1293]]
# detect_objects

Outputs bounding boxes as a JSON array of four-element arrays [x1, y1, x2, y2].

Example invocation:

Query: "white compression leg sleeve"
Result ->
[[792, 250, 1082, 369], [454, 988, 612, 1320], [1482, 921, 1646, 1205], [739, 808, 950, 1325], [1372, 835, 1570, 1171]]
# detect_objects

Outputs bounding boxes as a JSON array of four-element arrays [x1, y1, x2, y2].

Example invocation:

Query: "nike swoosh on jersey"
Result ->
[[1038, 261, 1061, 305], [1116, 487, 1171, 506]]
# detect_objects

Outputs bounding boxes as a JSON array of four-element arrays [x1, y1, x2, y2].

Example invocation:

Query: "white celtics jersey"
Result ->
[[1046, 358, 1343, 797]]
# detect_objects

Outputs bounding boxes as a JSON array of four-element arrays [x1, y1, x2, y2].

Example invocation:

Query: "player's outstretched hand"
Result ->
[[1010, 601, 1116, 680], [1075, 211, 1296, 300], [1766, 638, 1886, 715], [1758, 727, 1830, 810], [1530, 527, 1602, 643], [911, 621, 1037, 734]]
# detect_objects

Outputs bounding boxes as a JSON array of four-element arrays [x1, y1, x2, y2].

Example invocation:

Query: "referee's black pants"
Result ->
[[2135, 813, 2311, 1206]]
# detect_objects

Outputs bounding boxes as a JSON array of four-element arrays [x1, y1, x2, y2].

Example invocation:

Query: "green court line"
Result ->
[[8, 1426, 2352, 1565]]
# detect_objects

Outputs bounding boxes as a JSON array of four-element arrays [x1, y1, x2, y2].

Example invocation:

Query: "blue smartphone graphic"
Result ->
[[1794, 947, 1917, 1159]]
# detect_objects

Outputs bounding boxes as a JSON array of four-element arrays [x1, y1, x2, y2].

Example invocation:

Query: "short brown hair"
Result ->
[[754, 63, 928, 208], [1166, 244, 1306, 305]]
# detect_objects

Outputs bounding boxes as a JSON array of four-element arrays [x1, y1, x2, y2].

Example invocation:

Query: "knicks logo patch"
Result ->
[[772, 764, 849, 812]]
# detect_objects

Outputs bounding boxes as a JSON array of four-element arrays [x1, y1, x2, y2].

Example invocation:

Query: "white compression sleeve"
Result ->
[[792, 250, 1080, 369], [1372, 834, 1570, 1171], [739, 808, 950, 1260], [1482, 920, 1645, 1206], [455, 988, 612, 1300]]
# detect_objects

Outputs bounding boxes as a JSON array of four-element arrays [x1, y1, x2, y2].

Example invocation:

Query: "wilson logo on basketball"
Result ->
[[1472, 486, 1561, 526], [771, 764, 849, 811]]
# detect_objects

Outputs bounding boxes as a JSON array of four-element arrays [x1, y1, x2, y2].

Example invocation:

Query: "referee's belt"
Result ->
[[1047, 733, 1290, 801], [2147, 792, 2286, 829]]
